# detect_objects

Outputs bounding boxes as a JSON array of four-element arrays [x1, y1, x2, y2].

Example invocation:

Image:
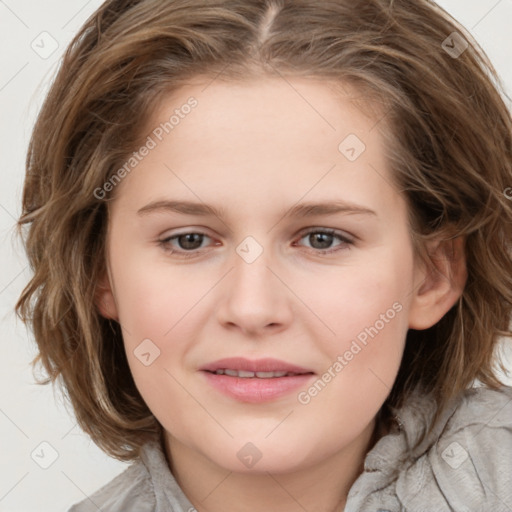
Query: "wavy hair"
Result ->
[[16, 0, 512, 460]]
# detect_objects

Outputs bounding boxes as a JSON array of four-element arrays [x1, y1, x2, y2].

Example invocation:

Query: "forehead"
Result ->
[[147, 75, 385, 153], [111, 76, 402, 222]]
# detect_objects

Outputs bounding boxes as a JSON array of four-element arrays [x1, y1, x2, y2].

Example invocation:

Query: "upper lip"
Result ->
[[200, 357, 314, 374]]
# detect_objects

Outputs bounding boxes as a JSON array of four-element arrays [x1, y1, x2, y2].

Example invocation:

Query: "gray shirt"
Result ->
[[68, 386, 512, 512]]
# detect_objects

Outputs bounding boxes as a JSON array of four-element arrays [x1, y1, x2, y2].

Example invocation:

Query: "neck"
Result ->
[[162, 417, 380, 512]]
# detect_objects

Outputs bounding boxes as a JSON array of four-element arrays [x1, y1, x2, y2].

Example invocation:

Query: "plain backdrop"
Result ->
[[1, 1, 511, 511]]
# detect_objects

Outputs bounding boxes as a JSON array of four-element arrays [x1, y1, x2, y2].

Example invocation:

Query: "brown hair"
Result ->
[[16, 0, 512, 461]]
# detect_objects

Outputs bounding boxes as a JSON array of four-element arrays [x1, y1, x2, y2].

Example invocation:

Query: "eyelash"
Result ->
[[158, 228, 354, 259]]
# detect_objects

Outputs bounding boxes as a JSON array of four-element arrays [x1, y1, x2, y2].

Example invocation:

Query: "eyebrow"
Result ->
[[137, 199, 377, 219]]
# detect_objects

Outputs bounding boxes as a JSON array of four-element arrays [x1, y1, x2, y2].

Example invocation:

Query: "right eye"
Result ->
[[159, 231, 219, 258]]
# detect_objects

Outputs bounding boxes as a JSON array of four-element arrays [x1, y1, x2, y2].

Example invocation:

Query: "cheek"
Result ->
[[112, 250, 211, 344], [309, 256, 410, 351], [305, 248, 412, 400], [293, 284, 408, 446], [110, 250, 217, 408]]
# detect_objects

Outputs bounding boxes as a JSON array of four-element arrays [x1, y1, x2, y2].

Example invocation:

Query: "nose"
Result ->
[[216, 241, 293, 337]]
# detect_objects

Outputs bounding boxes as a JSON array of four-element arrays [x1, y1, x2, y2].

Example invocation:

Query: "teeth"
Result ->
[[238, 370, 255, 378], [256, 371, 288, 378], [213, 369, 297, 378]]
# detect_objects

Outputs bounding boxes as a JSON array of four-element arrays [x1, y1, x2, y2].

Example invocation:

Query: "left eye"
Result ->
[[295, 229, 353, 253], [159, 228, 353, 257]]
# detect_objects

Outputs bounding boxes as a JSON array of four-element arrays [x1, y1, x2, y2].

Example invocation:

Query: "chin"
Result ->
[[202, 437, 318, 475]]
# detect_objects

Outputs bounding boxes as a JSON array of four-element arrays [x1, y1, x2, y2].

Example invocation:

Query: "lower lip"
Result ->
[[201, 371, 315, 403]]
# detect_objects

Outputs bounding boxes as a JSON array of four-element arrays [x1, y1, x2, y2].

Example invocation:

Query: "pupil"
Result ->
[[180, 233, 202, 249], [311, 233, 332, 249]]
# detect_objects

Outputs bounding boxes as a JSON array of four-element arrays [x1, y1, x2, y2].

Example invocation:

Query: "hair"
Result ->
[[16, 0, 512, 461]]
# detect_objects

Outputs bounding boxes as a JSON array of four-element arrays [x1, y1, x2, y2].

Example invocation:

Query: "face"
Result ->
[[99, 76, 434, 474]]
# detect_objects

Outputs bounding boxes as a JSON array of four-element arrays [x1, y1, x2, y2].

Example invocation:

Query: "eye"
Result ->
[[294, 228, 353, 254], [159, 231, 216, 258], [158, 228, 353, 258]]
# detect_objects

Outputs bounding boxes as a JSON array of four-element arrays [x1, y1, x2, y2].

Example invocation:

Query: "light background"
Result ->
[[1, 1, 511, 511]]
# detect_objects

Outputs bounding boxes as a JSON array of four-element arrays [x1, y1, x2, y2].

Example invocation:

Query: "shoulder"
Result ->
[[67, 458, 155, 512], [399, 385, 512, 511], [346, 385, 512, 512], [67, 439, 195, 512], [442, 384, 512, 432], [431, 386, 512, 499]]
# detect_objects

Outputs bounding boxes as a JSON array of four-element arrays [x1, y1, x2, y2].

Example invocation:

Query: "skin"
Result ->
[[97, 76, 466, 512]]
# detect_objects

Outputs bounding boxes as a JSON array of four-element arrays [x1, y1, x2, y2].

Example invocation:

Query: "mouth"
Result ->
[[205, 369, 312, 378], [200, 357, 316, 403], [200, 357, 314, 376]]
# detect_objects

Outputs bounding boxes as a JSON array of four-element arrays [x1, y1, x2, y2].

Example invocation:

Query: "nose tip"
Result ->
[[216, 252, 292, 336]]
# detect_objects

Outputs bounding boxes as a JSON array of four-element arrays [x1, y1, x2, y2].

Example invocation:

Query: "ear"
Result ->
[[408, 236, 467, 330], [95, 266, 119, 321]]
